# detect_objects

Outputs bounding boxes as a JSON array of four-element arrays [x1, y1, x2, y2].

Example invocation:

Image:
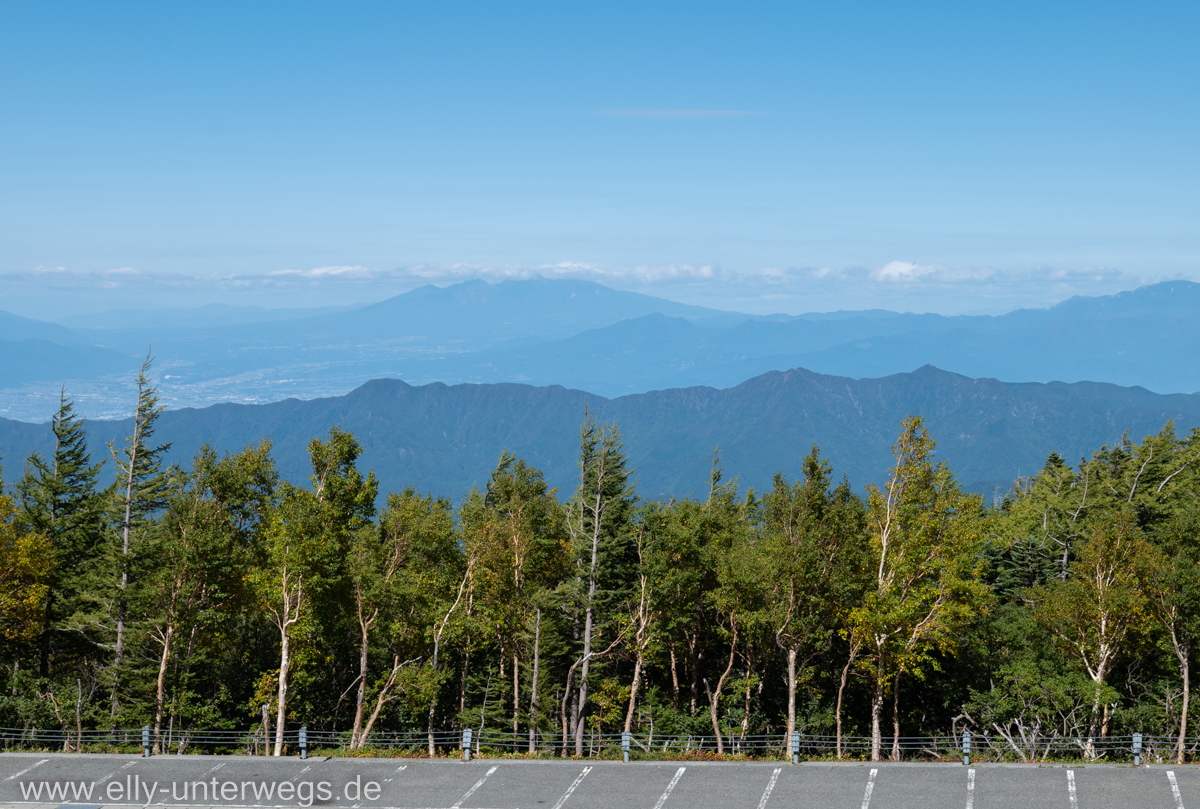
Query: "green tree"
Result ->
[[15, 389, 103, 678], [140, 442, 276, 751], [620, 503, 675, 736], [701, 461, 762, 754], [563, 410, 635, 756], [1033, 513, 1157, 758], [650, 497, 715, 719], [373, 489, 468, 755], [850, 416, 989, 761], [997, 451, 1090, 583], [1144, 452, 1200, 763], [351, 487, 461, 749], [107, 353, 173, 724], [254, 427, 376, 755], [254, 485, 323, 755], [1144, 518, 1200, 763], [472, 452, 567, 745], [761, 447, 868, 758], [0, 493, 53, 649]]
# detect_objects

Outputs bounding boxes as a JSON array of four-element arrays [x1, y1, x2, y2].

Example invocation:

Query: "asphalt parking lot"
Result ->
[[1, 753, 1197, 809]]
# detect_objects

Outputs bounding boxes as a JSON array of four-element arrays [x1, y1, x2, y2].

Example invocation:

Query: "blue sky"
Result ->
[[1, 1, 1197, 318]]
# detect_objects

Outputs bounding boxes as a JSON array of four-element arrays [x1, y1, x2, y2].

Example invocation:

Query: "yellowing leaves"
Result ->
[[0, 493, 53, 644]]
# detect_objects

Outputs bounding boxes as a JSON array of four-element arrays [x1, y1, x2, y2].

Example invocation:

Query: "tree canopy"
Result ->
[[3, 376, 1200, 763]]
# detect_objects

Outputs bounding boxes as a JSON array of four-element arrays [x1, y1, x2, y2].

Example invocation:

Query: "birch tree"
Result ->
[[345, 488, 457, 748], [254, 484, 323, 756], [761, 447, 868, 759], [142, 442, 275, 752], [564, 411, 634, 756], [472, 453, 567, 743], [703, 474, 762, 754], [256, 427, 375, 755], [107, 353, 172, 724], [850, 416, 988, 761], [1033, 514, 1155, 758]]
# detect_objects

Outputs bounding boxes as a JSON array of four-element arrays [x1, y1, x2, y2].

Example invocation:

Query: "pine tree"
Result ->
[[16, 388, 104, 677]]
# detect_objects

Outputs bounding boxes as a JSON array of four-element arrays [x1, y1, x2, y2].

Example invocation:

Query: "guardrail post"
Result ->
[[962, 730, 971, 766], [300, 726, 308, 760], [622, 731, 631, 763], [261, 704, 270, 756], [142, 725, 151, 758], [1133, 732, 1142, 766], [791, 730, 800, 765], [462, 728, 472, 761]]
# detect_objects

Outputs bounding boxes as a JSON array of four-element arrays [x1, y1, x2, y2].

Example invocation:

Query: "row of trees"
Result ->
[[2, 360, 1199, 762]]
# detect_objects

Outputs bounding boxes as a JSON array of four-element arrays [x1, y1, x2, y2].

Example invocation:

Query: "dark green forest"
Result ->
[[3, 359, 1200, 763]]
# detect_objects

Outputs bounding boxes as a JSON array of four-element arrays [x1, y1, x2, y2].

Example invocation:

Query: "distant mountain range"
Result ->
[[1, 277, 1198, 422], [2, 366, 1197, 501]]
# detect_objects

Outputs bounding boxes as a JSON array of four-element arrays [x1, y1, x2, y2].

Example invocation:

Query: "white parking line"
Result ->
[[4, 759, 48, 780], [652, 766, 686, 809], [966, 768, 975, 809], [756, 767, 782, 809], [147, 763, 225, 806], [550, 765, 591, 809], [1067, 769, 1078, 809], [451, 765, 497, 809], [92, 759, 138, 789], [860, 767, 878, 809], [1169, 771, 1186, 809]]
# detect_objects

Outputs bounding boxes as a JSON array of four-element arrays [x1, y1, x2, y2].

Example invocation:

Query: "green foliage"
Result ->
[[8, 369, 1200, 763], [0, 493, 53, 646], [14, 389, 103, 677], [849, 416, 990, 758]]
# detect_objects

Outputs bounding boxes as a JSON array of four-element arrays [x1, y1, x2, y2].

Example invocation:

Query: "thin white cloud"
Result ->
[[876, 260, 938, 281], [374, 261, 730, 286], [13, 266, 214, 289], [872, 261, 996, 284], [0, 260, 1176, 318], [267, 265, 381, 281]]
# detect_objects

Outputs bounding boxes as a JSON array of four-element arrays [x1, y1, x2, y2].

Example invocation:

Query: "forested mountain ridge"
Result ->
[[3, 365, 1198, 499], [2, 278, 1198, 421]]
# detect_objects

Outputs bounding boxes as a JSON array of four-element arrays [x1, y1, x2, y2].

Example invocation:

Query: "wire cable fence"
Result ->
[[0, 725, 1181, 763]]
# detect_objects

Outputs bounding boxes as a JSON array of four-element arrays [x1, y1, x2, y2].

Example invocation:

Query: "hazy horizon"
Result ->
[[1, 268, 1184, 323]]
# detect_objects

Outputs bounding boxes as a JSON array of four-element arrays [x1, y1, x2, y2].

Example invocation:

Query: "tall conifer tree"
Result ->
[[17, 388, 104, 677]]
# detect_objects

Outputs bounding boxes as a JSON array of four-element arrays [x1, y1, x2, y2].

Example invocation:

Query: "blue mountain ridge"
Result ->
[[1, 278, 1197, 421]]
